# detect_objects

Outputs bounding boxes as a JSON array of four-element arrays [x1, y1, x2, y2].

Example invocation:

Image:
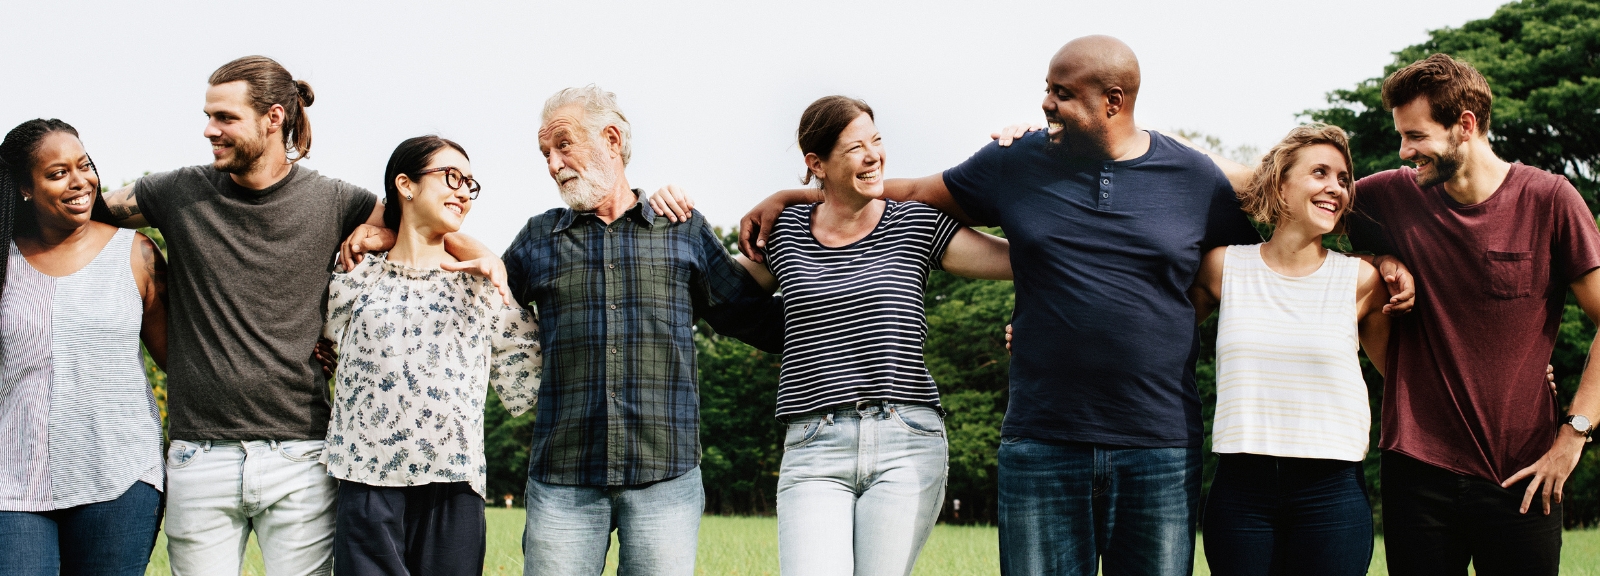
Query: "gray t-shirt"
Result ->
[[136, 164, 376, 440]]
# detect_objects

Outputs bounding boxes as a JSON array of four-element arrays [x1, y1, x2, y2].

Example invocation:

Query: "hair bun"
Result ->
[[295, 80, 315, 107]]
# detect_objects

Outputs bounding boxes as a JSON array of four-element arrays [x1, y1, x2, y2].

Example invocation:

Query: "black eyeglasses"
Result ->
[[414, 166, 481, 199]]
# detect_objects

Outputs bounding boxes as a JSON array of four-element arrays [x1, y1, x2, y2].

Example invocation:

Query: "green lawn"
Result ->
[[147, 511, 1600, 575]]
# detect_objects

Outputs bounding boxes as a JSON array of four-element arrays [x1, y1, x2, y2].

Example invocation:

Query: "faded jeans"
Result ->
[[522, 466, 704, 576], [776, 401, 948, 576], [163, 439, 337, 576], [997, 438, 1201, 576]]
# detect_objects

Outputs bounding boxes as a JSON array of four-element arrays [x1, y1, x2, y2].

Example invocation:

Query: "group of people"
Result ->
[[0, 35, 1595, 576]]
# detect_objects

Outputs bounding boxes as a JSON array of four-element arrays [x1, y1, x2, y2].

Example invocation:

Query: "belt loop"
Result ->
[[824, 413, 835, 426], [269, 440, 280, 451], [202, 440, 212, 452]]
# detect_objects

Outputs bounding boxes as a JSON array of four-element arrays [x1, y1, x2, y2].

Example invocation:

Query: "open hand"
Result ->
[[313, 338, 339, 379], [991, 123, 1044, 147], [442, 257, 514, 307], [648, 184, 696, 223]]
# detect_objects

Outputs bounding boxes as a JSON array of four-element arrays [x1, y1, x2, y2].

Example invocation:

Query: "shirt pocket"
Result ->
[[1484, 250, 1534, 299], [651, 264, 693, 327]]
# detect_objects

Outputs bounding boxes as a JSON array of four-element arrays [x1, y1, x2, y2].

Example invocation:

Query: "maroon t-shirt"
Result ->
[[1349, 164, 1600, 483]]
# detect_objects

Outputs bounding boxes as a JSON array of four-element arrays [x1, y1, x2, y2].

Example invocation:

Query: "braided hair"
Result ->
[[0, 119, 107, 301]]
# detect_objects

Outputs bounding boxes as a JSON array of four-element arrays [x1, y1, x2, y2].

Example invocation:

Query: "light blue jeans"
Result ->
[[776, 401, 949, 576], [163, 439, 338, 576], [521, 466, 703, 576]]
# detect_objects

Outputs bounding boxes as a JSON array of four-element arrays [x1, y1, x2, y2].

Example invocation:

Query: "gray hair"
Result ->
[[541, 85, 632, 166]]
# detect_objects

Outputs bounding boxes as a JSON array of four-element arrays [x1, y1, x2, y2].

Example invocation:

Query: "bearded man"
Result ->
[[502, 85, 784, 576]]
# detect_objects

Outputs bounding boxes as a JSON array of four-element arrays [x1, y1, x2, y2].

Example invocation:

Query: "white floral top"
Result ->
[[322, 252, 540, 498]]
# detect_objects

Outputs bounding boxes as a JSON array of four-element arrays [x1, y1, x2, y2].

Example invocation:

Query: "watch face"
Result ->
[[1576, 415, 1593, 432]]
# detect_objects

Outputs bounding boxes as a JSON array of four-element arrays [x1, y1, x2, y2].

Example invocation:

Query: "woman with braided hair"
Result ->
[[0, 119, 169, 575]]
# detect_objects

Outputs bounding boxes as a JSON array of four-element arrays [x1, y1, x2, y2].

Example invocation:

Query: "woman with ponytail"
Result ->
[[0, 119, 169, 575]]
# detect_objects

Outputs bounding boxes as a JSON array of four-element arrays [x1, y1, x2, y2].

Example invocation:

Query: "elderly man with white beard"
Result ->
[[502, 85, 785, 576]]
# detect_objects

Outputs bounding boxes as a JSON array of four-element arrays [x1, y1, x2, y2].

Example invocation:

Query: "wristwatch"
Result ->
[[1564, 414, 1594, 442]]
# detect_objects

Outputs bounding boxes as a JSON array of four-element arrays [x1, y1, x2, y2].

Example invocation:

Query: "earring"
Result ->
[[20, 196, 30, 202], [404, 194, 413, 201]]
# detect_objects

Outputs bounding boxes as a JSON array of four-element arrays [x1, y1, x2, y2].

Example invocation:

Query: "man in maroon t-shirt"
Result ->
[[1339, 54, 1600, 576]]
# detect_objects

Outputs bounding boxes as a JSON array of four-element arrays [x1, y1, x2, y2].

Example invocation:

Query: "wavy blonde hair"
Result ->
[[1240, 123, 1355, 226]]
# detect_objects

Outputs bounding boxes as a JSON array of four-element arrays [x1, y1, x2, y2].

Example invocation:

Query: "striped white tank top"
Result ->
[[1212, 244, 1369, 462], [0, 229, 164, 511]]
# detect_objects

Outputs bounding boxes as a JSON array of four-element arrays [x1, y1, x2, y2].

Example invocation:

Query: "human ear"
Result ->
[[804, 152, 827, 183], [396, 174, 415, 201], [603, 125, 624, 157], [1104, 87, 1125, 117], [266, 104, 286, 133]]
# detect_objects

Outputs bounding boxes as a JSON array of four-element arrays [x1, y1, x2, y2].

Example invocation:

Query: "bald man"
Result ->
[[738, 36, 1258, 575]]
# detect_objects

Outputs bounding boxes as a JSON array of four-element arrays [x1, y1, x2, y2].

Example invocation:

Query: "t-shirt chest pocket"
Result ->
[[1484, 250, 1535, 299]]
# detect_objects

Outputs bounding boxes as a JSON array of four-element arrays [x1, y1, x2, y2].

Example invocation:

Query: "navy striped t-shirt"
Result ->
[[765, 200, 960, 417]]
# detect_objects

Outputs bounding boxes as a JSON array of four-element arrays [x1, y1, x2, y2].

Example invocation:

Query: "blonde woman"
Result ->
[[1187, 124, 1388, 576]]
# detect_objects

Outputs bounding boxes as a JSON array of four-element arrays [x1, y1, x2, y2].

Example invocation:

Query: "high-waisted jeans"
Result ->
[[1201, 453, 1373, 576], [776, 401, 948, 576]]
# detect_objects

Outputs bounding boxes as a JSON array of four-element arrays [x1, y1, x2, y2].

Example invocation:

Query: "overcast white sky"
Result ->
[[3, 0, 1510, 249]]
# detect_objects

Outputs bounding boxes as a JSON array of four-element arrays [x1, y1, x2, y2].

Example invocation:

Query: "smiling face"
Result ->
[[203, 81, 273, 174], [1042, 61, 1110, 156], [397, 147, 473, 236], [22, 131, 100, 232], [808, 113, 885, 200], [1393, 96, 1467, 188], [539, 104, 619, 211], [1275, 143, 1353, 235]]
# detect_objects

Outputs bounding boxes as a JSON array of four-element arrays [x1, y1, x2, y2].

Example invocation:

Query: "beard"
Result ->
[[1413, 132, 1465, 188], [212, 127, 269, 174], [1043, 115, 1111, 161], [556, 151, 617, 211]]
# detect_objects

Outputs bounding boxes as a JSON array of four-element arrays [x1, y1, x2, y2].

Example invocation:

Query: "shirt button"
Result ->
[[1102, 192, 1109, 198], [610, 347, 618, 354], [1101, 178, 1110, 185], [608, 264, 615, 269], [610, 304, 617, 310]]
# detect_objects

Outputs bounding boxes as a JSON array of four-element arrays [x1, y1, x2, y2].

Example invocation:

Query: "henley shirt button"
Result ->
[[1101, 178, 1110, 185], [1102, 193, 1109, 198]]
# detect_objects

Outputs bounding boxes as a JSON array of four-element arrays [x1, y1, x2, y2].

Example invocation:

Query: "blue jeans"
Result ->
[[997, 438, 1200, 576], [776, 402, 948, 576], [1201, 454, 1373, 576], [521, 466, 703, 576], [0, 482, 162, 576]]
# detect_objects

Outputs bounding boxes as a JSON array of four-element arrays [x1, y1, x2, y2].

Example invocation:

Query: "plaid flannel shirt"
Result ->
[[503, 192, 784, 486]]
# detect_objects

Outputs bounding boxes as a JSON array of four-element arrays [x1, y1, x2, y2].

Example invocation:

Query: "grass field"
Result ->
[[147, 511, 1600, 575]]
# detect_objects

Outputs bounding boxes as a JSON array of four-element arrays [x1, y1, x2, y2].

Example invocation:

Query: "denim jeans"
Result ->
[[163, 439, 338, 576], [776, 402, 948, 576], [1381, 451, 1562, 576], [1201, 453, 1373, 576], [997, 437, 1201, 576], [0, 482, 161, 576], [522, 466, 703, 576]]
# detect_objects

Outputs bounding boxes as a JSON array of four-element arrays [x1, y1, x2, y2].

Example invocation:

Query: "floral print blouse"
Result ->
[[322, 252, 541, 498]]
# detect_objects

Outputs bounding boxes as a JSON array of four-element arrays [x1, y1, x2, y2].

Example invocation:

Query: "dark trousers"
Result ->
[[1381, 451, 1562, 576], [1201, 453, 1373, 576], [0, 482, 162, 576], [334, 480, 487, 576]]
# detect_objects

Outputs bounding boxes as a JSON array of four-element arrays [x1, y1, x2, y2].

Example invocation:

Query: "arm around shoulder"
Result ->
[[103, 184, 149, 229]]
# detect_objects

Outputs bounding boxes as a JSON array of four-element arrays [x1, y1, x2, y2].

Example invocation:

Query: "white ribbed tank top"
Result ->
[[0, 229, 163, 511], [1212, 244, 1369, 462]]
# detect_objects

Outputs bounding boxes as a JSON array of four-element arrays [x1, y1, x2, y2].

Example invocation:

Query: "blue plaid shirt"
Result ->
[[503, 192, 784, 486]]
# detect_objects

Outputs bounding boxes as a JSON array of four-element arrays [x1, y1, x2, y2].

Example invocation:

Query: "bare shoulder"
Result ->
[[1352, 253, 1383, 300], [130, 230, 166, 267]]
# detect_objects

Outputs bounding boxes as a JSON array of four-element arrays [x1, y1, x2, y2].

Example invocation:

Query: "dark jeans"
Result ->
[[1201, 453, 1373, 576], [0, 482, 162, 576], [997, 437, 1201, 576], [1381, 451, 1562, 576], [334, 480, 487, 576]]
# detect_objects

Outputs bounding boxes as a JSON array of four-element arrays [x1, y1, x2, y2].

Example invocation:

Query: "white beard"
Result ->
[[557, 154, 617, 211]]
